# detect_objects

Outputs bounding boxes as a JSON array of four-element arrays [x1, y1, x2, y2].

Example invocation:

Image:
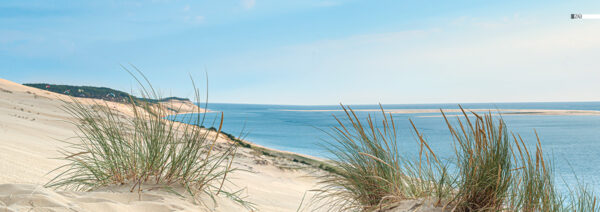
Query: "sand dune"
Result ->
[[0, 78, 461, 211], [0, 78, 321, 211]]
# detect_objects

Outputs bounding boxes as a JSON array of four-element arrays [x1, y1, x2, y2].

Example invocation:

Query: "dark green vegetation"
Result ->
[[316, 105, 599, 212], [45, 71, 252, 209], [24, 83, 189, 103]]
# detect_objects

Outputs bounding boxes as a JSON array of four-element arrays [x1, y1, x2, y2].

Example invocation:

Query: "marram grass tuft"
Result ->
[[442, 107, 513, 211], [315, 104, 599, 212], [46, 68, 252, 209], [313, 104, 452, 211]]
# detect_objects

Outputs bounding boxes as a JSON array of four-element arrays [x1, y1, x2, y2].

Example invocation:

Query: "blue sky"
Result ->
[[1, 0, 600, 105]]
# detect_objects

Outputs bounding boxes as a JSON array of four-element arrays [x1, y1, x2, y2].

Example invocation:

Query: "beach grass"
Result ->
[[509, 132, 563, 211], [569, 183, 599, 212], [313, 104, 451, 211], [509, 146, 599, 212], [45, 69, 251, 208], [442, 108, 513, 211], [316, 104, 599, 212]]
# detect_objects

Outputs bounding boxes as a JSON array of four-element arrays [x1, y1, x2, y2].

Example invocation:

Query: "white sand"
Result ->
[[0, 78, 320, 211], [0, 184, 213, 211]]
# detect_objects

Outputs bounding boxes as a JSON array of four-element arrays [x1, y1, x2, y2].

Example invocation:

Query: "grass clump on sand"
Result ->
[[316, 104, 598, 212], [445, 109, 598, 212], [313, 104, 453, 211], [46, 70, 250, 208], [442, 108, 513, 211]]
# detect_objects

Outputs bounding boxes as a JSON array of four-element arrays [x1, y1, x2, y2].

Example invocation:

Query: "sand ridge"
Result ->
[[0, 78, 321, 211]]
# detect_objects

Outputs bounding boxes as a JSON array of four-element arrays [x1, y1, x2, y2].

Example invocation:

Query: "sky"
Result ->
[[1, 0, 600, 105]]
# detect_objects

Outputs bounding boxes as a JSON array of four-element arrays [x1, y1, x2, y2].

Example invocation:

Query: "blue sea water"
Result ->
[[170, 102, 600, 195]]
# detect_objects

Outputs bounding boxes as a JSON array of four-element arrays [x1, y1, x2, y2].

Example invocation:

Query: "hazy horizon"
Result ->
[[11, 81, 600, 106], [203, 100, 600, 106]]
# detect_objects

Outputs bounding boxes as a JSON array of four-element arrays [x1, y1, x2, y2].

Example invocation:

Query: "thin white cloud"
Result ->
[[183, 15, 205, 24], [241, 0, 256, 9], [210, 17, 600, 104], [183, 5, 191, 12], [194, 15, 205, 23]]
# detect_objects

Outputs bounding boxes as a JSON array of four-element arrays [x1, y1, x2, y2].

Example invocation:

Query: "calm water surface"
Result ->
[[170, 102, 600, 195]]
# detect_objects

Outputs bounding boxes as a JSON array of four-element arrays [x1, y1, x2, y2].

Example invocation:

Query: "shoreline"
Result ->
[[205, 128, 334, 172]]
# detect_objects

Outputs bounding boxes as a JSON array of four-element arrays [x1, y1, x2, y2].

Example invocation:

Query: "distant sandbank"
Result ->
[[279, 108, 600, 116]]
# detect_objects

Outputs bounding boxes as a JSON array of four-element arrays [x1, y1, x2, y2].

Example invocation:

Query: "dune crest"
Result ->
[[0, 78, 320, 211]]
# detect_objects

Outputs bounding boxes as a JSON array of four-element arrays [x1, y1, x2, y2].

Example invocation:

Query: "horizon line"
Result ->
[[198, 100, 600, 107]]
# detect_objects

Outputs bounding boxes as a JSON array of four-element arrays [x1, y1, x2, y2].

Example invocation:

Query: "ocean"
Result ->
[[170, 102, 600, 195]]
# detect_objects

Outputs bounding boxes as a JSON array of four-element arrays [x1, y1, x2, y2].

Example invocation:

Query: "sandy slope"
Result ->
[[0, 184, 210, 211], [0, 78, 320, 211]]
